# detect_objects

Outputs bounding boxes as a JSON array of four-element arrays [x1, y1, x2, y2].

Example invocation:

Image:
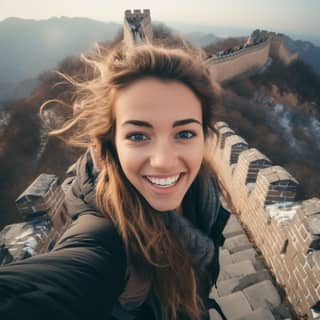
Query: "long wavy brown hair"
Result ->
[[42, 43, 219, 320]]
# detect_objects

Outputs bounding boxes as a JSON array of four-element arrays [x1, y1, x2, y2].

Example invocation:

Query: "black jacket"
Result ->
[[0, 152, 230, 320], [0, 213, 127, 320]]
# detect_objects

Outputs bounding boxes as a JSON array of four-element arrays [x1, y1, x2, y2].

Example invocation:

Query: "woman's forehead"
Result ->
[[114, 77, 202, 124]]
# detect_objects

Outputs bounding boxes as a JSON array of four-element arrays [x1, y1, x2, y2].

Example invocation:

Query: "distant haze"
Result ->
[[1, 0, 320, 44]]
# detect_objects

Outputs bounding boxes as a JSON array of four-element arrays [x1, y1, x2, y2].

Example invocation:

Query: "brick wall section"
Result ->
[[223, 135, 248, 165], [123, 9, 153, 46], [219, 126, 235, 149], [206, 33, 297, 83], [206, 39, 271, 83], [16, 174, 71, 254], [211, 122, 320, 319]]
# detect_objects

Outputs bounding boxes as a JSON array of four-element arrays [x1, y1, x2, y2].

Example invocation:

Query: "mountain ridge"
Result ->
[[1, 17, 319, 102]]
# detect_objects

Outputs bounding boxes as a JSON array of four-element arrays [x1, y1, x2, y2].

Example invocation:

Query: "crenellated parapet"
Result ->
[[211, 122, 320, 319], [206, 38, 271, 83], [123, 9, 153, 46], [206, 29, 298, 83]]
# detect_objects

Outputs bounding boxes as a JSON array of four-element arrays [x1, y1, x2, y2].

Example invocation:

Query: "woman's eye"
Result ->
[[176, 131, 195, 139], [127, 133, 148, 141]]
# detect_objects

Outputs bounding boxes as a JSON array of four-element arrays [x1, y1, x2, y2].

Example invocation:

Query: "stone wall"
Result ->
[[0, 174, 71, 264], [210, 122, 320, 319], [206, 31, 298, 83], [123, 9, 153, 45], [206, 39, 271, 83]]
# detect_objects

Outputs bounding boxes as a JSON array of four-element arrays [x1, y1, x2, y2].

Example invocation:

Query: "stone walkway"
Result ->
[[209, 214, 295, 320]]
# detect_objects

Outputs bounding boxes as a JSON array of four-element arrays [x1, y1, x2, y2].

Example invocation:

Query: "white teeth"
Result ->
[[146, 174, 180, 187]]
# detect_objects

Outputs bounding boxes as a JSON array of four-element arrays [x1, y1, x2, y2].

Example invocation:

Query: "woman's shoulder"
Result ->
[[53, 213, 125, 258]]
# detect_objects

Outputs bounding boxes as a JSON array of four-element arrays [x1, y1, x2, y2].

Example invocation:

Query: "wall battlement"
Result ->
[[211, 122, 320, 319], [206, 30, 298, 83], [123, 8, 153, 46]]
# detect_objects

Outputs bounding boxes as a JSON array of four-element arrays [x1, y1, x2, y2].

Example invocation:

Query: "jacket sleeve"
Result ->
[[0, 214, 127, 320]]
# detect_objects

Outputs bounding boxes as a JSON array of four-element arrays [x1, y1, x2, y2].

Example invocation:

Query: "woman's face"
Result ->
[[114, 77, 205, 212]]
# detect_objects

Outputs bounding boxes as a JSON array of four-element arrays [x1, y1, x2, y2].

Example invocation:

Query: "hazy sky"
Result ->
[[1, 0, 319, 38]]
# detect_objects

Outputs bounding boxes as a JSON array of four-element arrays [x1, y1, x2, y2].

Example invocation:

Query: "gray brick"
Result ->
[[235, 308, 276, 320], [220, 249, 233, 266], [223, 234, 253, 254], [217, 278, 242, 296], [217, 270, 272, 295], [223, 214, 244, 238], [231, 248, 257, 263], [305, 215, 320, 236], [243, 280, 281, 310], [213, 291, 253, 320], [218, 260, 256, 281], [252, 259, 266, 271]]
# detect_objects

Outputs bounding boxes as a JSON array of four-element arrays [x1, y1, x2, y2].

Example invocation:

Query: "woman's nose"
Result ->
[[149, 141, 178, 171]]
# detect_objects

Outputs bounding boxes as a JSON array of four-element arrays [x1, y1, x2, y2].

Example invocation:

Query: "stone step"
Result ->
[[215, 269, 272, 296], [209, 291, 252, 320], [231, 248, 257, 263], [235, 307, 276, 320], [243, 280, 281, 310], [223, 234, 253, 254], [218, 260, 256, 281], [223, 214, 244, 238], [220, 249, 233, 266]]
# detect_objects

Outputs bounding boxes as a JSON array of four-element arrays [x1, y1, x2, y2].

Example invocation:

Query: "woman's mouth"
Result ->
[[144, 174, 182, 188]]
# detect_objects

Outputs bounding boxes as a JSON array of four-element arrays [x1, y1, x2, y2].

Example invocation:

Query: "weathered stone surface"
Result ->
[[15, 174, 63, 219], [272, 304, 294, 320], [266, 202, 301, 226], [243, 280, 281, 310], [216, 278, 242, 296], [0, 219, 52, 263], [300, 198, 320, 217], [231, 248, 257, 263], [217, 269, 272, 296], [220, 249, 233, 266], [223, 214, 244, 238], [252, 259, 266, 271], [223, 234, 253, 253], [214, 291, 252, 320], [218, 260, 256, 281], [305, 215, 320, 236], [232, 270, 272, 292], [236, 307, 275, 320]]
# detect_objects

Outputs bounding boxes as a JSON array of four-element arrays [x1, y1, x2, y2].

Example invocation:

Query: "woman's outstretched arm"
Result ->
[[0, 214, 126, 320]]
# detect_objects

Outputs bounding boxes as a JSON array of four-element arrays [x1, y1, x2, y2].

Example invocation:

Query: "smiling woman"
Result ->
[[115, 78, 205, 212], [0, 43, 229, 320]]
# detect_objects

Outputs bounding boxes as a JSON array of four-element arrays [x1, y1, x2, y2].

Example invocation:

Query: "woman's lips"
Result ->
[[144, 173, 183, 188]]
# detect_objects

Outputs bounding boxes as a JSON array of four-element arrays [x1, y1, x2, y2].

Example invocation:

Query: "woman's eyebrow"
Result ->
[[122, 118, 202, 128], [122, 120, 152, 127], [173, 119, 202, 127]]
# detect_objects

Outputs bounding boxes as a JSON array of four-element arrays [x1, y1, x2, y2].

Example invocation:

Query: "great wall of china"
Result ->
[[0, 9, 319, 320]]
